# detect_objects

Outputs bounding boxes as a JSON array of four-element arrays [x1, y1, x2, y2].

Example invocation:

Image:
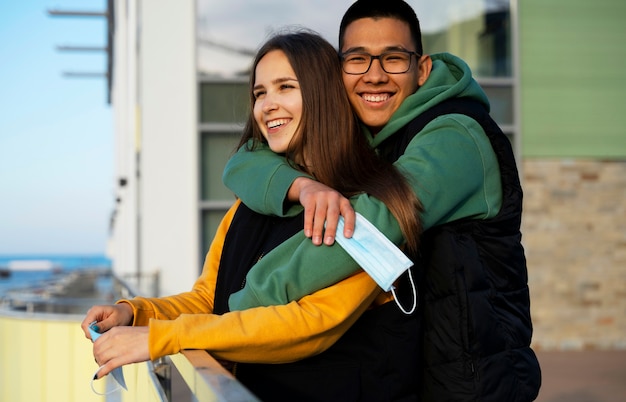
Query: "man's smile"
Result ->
[[361, 92, 392, 103]]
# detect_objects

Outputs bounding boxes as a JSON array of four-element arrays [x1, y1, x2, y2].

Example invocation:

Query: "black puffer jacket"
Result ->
[[381, 98, 541, 401]]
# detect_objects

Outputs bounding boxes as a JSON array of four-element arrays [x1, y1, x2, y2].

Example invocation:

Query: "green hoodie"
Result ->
[[224, 53, 502, 310]]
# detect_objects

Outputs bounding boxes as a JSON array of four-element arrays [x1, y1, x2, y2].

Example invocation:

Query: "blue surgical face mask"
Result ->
[[89, 323, 128, 394], [334, 213, 417, 315]]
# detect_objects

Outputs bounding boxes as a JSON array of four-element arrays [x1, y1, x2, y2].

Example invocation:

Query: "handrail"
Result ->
[[167, 350, 261, 401]]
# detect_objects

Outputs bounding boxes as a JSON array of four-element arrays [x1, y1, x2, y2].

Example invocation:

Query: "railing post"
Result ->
[[152, 357, 172, 401]]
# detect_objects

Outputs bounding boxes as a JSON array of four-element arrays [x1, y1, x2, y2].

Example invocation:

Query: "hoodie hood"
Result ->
[[369, 52, 491, 147]]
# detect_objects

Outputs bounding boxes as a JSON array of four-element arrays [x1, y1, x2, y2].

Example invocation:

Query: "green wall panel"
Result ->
[[519, 0, 626, 158]]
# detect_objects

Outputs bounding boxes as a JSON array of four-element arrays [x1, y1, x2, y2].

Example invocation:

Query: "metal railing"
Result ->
[[0, 269, 260, 401]]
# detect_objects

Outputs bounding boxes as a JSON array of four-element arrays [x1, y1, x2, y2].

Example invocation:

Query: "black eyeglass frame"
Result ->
[[340, 50, 422, 75]]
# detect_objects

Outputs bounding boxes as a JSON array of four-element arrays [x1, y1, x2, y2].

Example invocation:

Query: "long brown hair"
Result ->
[[238, 30, 422, 253]]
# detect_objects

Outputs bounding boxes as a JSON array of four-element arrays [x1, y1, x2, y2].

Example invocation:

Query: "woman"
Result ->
[[82, 30, 422, 401]]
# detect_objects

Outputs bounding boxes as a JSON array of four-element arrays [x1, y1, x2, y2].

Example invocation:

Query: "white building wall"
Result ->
[[108, 0, 139, 282], [109, 0, 198, 296], [139, 0, 198, 296]]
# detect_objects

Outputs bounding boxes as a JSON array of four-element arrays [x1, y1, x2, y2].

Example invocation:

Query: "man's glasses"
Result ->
[[340, 50, 421, 75]]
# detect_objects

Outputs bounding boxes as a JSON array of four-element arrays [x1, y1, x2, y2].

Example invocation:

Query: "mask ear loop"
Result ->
[[390, 268, 417, 315], [90, 366, 123, 396]]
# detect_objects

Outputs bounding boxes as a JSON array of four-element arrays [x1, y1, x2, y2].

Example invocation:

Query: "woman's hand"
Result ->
[[92, 326, 150, 379], [289, 177, 355, 245], [81, 303, 134, 339]]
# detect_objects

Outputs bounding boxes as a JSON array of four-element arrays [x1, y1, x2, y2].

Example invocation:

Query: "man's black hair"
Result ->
[[339, 0, 423, 55]]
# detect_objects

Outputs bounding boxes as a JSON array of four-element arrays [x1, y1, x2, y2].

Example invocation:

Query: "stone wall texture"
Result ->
[[522, 159, 626, 350]]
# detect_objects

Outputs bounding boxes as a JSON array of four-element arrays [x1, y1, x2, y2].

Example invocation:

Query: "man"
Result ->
[[223, 0, 541, 400]]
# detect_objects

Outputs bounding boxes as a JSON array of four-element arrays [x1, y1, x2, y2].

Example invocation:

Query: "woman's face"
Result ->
[[253, 50, 303, 155]]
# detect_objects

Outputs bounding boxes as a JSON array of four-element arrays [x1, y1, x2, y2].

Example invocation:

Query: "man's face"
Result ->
[[341, 17, 428, 134]]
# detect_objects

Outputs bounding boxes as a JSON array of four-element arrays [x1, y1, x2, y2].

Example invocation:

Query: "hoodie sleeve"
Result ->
[[228, 194, 403, 309], [222, 141, 310, 217], [147, 271, 380, 363], [118, 200, 383, 363]]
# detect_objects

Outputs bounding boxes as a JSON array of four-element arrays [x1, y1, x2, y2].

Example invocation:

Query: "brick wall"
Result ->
[[522, 159, 626, 350]]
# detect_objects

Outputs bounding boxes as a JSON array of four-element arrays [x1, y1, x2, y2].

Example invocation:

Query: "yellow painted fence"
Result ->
[[0, 311, 259, 401]]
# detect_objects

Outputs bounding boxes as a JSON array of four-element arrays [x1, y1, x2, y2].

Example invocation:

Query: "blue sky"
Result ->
[[0, 1, 112, 255]]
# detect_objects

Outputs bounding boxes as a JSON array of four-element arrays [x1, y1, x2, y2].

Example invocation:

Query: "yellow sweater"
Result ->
[[120, 200, 392, 363]]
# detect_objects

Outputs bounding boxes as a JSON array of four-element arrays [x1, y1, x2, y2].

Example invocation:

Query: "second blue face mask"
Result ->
[[89, 323, 128, 393]]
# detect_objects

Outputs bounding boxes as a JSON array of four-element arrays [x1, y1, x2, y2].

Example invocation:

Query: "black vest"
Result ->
[[380, 98, 541, 402], [215, 205, 421, 401]]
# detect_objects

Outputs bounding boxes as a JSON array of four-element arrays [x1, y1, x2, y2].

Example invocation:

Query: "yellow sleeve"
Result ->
[[120, 198, 383, 364], [118, 200, 241, 324], [149, 270, 380, 363]]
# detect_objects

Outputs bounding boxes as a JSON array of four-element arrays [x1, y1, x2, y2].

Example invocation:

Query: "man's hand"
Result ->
[[289, 177, 355, 245]]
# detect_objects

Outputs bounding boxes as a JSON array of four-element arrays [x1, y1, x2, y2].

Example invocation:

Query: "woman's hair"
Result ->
[[238, 29, 422, 253]]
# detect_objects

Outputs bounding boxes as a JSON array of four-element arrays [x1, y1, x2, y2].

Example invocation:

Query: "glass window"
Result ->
[[201, 209, 230, 262], [200, 130, 242, 200], [199, 80, 249, 123], [482, 83, 513, 125], [414, 0, 511, 77], [196, 0, 512, 78], [198, 79, 248, 259]]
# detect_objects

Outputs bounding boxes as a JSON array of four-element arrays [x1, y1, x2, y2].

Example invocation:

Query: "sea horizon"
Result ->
[[0, 253, 111, 267], [0, 253, 112, 297]]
